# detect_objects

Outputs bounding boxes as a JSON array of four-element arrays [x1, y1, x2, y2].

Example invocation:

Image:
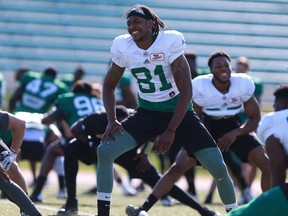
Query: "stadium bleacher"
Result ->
[[0, 0, 287, 107]]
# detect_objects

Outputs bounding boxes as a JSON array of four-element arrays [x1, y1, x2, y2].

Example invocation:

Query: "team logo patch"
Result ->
[[150, 53, 165, 61], [229, 97, 241, 104]]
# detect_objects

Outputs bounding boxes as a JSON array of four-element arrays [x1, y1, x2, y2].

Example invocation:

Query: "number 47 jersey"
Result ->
[[111, 30, 186, 111], [15, 72, 69, 114]]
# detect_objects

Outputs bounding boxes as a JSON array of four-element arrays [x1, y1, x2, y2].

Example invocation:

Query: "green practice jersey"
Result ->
[[115, 72, 132, 103], [13, 72, 69, 114], [54, 92, 105, 126], [60, 73, 74, 88]]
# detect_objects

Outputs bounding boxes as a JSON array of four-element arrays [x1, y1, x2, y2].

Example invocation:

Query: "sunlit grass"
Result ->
[[1, 154, 277, 216], [0, 160, 230, 216], [0, 178, 228, 216]]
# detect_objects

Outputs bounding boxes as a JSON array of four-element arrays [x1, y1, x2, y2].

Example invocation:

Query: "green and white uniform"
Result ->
[[112, 30, 190, 112], [192, 73, 255, 117], [97, 30, 236, 211], [53, 92, 105, 126], [60, 73, 74, 88], [14, 112, 49, 161], [13, 72, 69, 114]]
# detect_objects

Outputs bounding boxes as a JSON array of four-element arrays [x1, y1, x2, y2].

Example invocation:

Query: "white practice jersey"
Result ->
[[257, 109, 288, 155], [15, 112, 46, 142], [111, 30, 185, 106], [192, 73, 255, 117]]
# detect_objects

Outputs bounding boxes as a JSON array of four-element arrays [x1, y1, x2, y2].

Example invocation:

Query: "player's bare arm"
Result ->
[[218, 96, 261, 152], [167, 54, 192, 131], [192, 101, 203, 118], [42, 109, 58, 125], [265, 135, 286, 186], [242, 95, 261, 132], [102, 62, 126, 143], [7, 113, 26, 153], [8, 85, 25, 112], [154, 54, 192, 154]]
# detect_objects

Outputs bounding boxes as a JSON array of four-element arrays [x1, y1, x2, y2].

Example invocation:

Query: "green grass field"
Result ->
[[3, 148, 276, 216], [0, 177, 228, 216], [0, 160, 250, 216]]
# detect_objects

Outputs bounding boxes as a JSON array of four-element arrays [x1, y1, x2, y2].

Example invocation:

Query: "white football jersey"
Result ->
[[192, 73, 255, 116], [257, 109, 288, 155], [111, 30, 185, 104], [15, 112, 46, 142]]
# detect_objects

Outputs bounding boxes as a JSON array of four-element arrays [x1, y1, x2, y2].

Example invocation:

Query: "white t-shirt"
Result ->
[[257, 109, 288, 155], [192, 73, 255, 117], [111, 30, 186, 104]]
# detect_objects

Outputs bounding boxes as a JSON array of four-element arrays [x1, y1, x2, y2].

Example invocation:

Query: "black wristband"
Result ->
[[10, 149, 17, 154]]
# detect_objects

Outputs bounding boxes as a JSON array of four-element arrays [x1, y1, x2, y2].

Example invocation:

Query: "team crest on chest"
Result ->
[[229, 97, 241, 104], [150, 53, 165, 61]]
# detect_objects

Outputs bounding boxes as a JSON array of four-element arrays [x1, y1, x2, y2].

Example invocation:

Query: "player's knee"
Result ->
[[0, 179, 10, 188], [97, 143, 115, 162], [259, 156, 271, 173], [250, 151, 270, 173], [210, 160, 229, 180]]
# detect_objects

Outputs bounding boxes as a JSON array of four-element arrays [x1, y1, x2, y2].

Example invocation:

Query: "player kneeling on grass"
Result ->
[[0, 110, 42, 216], [0, 163, 43, 216]]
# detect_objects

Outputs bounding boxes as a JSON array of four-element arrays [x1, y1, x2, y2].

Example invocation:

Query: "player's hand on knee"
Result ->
[[103, 120, 123, 144]]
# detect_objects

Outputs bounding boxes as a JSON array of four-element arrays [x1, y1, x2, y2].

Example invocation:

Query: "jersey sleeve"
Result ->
[[166, 30, 186, 63], [53, 94, 68, 119], [55, 80, 69, 94], [111, 35, 130, 68], [19, 72, 36, 86], [192, 75, 208, 107]]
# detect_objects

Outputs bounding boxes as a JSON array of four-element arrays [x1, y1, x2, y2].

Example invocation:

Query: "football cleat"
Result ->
[[201, 207, 221, 216], [57, 199, 78, 215], [57, 188, 67, 199], [121, 183, 137, 196], [125, 205, 148, 216], [161, 195, 173, 206], [30, 193, 43, 203]]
